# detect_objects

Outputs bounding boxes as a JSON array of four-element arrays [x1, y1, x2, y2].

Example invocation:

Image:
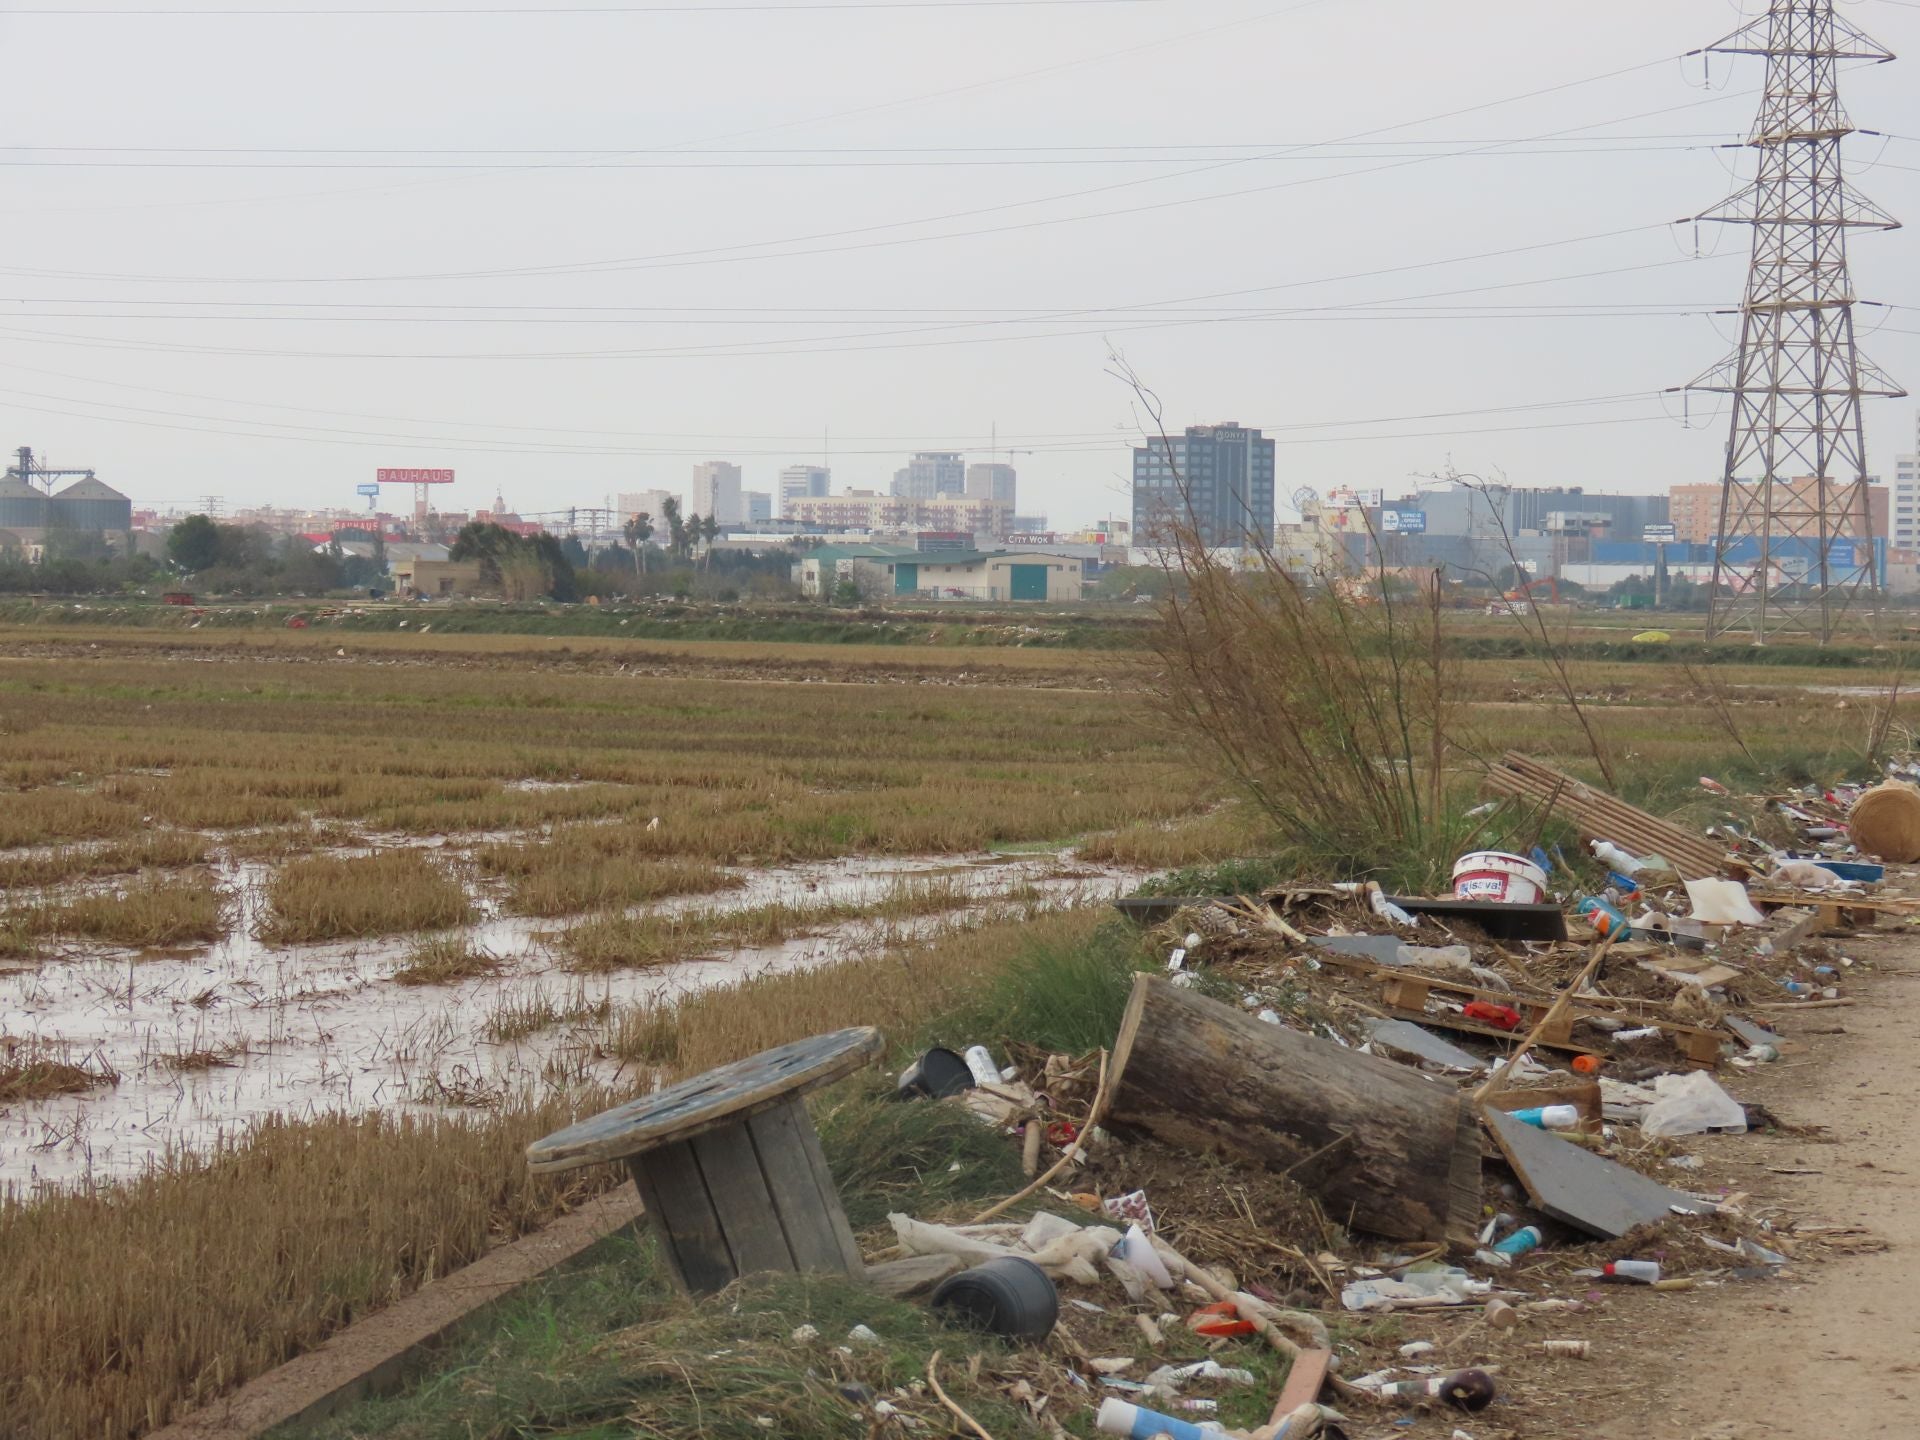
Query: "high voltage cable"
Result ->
[[0, 386, 1678, 462], [0, 252, 1736, 359], [0, 356, 1658, 445], [9, 0, 1181, 13], [0, 55, 1709, 286]]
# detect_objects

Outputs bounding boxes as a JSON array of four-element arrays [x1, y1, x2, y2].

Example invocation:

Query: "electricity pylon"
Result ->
[[1687, 0, 1903, 643]]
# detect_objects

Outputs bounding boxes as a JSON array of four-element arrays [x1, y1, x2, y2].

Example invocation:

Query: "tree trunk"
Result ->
[[1107, 975, 1480, 1244]]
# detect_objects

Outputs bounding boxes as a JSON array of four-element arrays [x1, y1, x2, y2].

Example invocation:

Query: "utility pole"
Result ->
[[1687, 0, 1902, 644]]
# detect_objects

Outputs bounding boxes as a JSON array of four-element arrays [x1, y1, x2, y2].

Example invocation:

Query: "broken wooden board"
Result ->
[[1482, 1080, 1603, 1136], [1481, 1105, 1715, 1239], [1638, 958, 1744, 991], [1313, 934, 1409, 966], [1269, 1348, 1333, 1420], [1723, 1014, 1805, 1056], [1363, 1019, 1488, 1073], [1767, 906, 1827, 949], [865, 1253, 963, 1298]]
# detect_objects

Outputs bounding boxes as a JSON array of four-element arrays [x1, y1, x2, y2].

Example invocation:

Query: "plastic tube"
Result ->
[[1094, 1397, 1212, 1440]]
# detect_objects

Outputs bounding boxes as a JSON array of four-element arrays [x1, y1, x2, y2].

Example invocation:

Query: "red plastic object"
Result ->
[[1188, 1300, 1257, 1337], [1462, 1001, 1522, 1031]]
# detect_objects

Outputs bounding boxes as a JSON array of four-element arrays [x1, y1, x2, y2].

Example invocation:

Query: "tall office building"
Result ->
[[617, 489, 676, 527], [965, 463, 1017, 510], [891, 451, 966, 500], [743, 490, 773, 525], [778, 464, 831, 517], [691, 461, 744, 525], [1894, 410, 1920, 551], [1131, 423, 1276, 549]]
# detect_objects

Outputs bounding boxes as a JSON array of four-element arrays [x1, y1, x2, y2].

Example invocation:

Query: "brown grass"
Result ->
[[1074, 801, 1271, 869], [0, 832, 210, 890], [0, 1037, 120, 1102], [390, 935, 502, 987], [474, 841, 740, 918], [0, 1104, 615, 1440], [557, 879, 976, 973], [258, 850, 474, 943], [6, 874, 227, 948]]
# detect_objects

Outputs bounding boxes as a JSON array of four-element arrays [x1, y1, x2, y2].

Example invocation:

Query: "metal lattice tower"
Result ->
[[1686, 0, 1903, 644]]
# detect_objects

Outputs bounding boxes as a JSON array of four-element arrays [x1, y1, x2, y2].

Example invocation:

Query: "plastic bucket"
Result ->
[[1451, 851, 1547, 905]]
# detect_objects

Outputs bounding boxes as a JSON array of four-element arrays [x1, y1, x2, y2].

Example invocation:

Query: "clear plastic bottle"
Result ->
[[1602, 1259, 1661, 1284], [1590, 840, 1643, 874]]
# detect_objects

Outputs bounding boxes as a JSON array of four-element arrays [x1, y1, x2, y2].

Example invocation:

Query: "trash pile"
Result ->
[[864, 753, 1908, 1438]]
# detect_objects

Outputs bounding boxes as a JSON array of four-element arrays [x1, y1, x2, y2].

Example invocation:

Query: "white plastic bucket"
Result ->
[[1452, 851, 1547, 905]]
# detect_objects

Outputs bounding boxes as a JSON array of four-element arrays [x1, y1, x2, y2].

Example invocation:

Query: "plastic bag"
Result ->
[[1640, 1070, 1748, 1138]]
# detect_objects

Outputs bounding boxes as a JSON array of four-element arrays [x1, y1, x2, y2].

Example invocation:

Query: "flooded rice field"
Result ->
[[0, 837, 1132, 1194]]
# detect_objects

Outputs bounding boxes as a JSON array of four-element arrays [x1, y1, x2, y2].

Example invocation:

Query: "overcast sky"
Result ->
[[4, 0, 1919, 527]]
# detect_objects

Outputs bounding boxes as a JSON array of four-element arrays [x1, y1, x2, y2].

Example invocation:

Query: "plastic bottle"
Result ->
[[1590, 840, 1644, 875], [1492, 1223, 1544, 1257], [1510, 1105, 1579, 1131], [1578, 896, 1632, 940], [961, 1045, 1001, 1087], [1372, 1370, 1497, 1412], [1601, 1259, 1661, 1284]]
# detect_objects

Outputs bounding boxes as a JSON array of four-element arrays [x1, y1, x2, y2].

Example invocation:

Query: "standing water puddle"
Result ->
[[0, 848, 1133, 1193]]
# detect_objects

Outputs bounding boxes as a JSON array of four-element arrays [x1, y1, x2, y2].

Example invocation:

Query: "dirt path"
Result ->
[[1591, 947, 1920, 1439]]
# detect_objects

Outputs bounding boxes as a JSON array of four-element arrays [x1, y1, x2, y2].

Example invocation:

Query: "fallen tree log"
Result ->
[[1106, 975, 1480, 1245]]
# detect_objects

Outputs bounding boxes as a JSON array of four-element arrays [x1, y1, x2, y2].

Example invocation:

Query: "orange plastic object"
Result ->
[[1188, 1300, 1257, 1337], [1571, 1054, 1603, 1075]]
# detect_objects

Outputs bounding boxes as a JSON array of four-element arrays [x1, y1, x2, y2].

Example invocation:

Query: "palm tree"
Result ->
[[623, 513, 653, 573], [661, 497, 687, 562], [700, 514, 721, 569]]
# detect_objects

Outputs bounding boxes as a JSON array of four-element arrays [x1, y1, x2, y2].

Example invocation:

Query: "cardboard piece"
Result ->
[[1363, 1019, 1487, 1073], [1481, 1104, 1714, 1239]]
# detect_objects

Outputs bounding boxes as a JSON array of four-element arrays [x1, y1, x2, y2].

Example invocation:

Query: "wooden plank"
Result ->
[[1269, 1348, 1333, 1421], [528, 1026, 885, 1173], [690, 1123, 795, 1279], [745, 1097, 864, 1277], [623, 1158, 688, 1291], [1481, 1105, 1714, 1239], [1485, 752, 1736, 881], [1109, 976, 1481, 1244], [865, 1253, 963, 1298], [632, 1139, 737, 1293], [789, 1097, 869, 1275], [1483, 1080, 1603, 1136]]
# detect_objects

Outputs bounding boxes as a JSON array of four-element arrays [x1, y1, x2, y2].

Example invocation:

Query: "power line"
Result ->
[[0, 54, 1717, 285], [8, 0, 1183, 13]]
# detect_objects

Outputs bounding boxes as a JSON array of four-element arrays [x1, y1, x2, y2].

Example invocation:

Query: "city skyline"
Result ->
[[8, 3, 1919, 528]]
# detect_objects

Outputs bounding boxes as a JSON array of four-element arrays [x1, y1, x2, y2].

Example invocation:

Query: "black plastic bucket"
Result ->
[[896, 1047, 974, 1100], [931, 1256, 1059, 1342]]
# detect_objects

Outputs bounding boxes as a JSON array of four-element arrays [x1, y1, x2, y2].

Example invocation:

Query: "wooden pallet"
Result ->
[[1376, 971, 1724, 1067], [1484, 752, 1741, 882]]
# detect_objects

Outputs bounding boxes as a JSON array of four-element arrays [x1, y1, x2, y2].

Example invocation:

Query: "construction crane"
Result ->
[[8, 446, 95, 494]]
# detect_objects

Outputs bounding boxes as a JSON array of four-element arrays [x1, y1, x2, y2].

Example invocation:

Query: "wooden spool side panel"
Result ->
[[691, 1124, 797, 1279], [746, 1097, 864, 1278], [630, 1141, 738, 1294]]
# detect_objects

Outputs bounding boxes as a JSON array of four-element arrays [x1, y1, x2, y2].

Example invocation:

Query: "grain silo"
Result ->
[[50, 476, 133, 535], [0, 474, 47, 536]]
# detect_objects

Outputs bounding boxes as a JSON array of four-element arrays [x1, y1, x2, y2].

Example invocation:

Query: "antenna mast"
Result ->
[[1688, 0, 1902, 643]]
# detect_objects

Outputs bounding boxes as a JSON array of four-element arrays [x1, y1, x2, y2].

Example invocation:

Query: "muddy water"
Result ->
[[0, 847, 1132, 1195]]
